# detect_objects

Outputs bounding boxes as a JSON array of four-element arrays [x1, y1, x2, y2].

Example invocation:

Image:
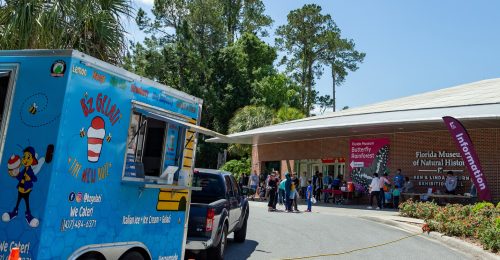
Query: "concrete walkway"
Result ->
[[248, 200, 499, 260]]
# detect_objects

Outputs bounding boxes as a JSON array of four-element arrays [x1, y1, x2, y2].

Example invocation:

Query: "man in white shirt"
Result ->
[[368, 173, 381, 209]]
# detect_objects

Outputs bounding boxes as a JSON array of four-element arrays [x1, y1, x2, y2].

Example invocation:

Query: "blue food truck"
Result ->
[[0, 50, 221, 259]]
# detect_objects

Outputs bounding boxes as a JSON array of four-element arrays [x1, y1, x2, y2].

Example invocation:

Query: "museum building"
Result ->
[[208, 78, 500, 202]]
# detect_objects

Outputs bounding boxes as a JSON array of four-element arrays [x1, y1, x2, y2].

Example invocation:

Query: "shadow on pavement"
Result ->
[[225, 239, 259, 260]]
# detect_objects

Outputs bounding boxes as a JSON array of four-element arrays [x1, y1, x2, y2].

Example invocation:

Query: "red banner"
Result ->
[[443, 116, 492, 201]]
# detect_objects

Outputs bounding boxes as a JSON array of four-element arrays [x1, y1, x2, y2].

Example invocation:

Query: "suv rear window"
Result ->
[[192, 172, 225, 202]]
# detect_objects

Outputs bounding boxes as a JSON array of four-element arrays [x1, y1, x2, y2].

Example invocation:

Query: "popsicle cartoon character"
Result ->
[[87, 116, 105, 163], [2, 147, 45, 228]]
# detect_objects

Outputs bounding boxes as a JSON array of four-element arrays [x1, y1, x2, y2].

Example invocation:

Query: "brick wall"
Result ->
[[252, 129, 500, 202]]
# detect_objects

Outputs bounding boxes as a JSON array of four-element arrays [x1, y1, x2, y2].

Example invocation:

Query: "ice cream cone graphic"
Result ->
[[7, 155, 21, 177], [87, 116, 105, 162]]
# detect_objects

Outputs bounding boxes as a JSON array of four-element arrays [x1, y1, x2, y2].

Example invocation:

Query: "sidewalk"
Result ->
[[249, 200, 500, 260]]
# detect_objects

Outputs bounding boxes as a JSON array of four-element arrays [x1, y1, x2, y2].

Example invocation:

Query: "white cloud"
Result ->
[[136, 0, 154, 6]]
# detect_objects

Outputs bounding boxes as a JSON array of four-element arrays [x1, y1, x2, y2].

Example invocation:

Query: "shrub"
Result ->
[[220, 158, 251, 180], [478, 225, 500, 252], [399, 200, 500, 252], [399, 200, 438, 220], [472, 202, 494, 213]]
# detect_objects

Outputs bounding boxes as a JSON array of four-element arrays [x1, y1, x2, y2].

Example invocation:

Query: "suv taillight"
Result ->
[[206, 208, 215, 232]]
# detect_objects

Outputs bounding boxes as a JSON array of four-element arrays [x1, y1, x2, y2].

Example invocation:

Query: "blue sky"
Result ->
[[131, 0, 500, 112]]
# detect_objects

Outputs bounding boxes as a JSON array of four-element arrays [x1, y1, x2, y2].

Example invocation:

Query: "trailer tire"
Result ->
[[120, 251, 145, 260], [207, 224, 227, 260], [77, 252, 105, 260]]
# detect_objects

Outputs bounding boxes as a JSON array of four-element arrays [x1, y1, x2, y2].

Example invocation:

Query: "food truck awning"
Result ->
[[132, 101, 227, 139], [206, 78, 500, 145]]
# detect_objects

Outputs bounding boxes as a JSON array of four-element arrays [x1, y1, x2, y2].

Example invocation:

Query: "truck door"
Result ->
[[224, 175, 238, 231]]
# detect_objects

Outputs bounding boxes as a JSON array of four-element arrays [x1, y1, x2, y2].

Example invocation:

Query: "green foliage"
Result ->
[[276, 4, 336, 115], [220, 158, 251, 180], [472, 202, 494, 213], [399, 200, 500, 252], [252, 73, 302, 110], [127, 2, 365, 167], [0, 0, 132, 63], [273, 106, 305, 124], [320, 31, 365, 112]]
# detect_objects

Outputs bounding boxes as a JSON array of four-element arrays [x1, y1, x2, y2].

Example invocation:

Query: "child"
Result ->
[[306, 180, 313, 212], [393, 185, 401, 209]]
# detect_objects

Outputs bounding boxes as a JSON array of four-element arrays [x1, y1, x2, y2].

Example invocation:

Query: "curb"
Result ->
[[360, 216, 499, 260]]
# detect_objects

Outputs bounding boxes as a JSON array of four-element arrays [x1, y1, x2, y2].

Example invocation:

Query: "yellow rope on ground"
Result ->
[[280, 233, 421, 259]]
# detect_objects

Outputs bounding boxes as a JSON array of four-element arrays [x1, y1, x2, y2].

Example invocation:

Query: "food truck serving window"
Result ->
[[124, 109, 186, 180]]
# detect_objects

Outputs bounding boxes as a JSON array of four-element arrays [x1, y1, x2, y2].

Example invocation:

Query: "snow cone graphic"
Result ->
[[87, 116, 105, 162]]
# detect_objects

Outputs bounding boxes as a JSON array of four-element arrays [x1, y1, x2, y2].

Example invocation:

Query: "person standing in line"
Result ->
[[306, 180, 313, 212], [300, 172, 307, 200], [265, 173, 270, 200], [393, 169, 405, 190], [392, 185, 401, 209], [312, 171, 318, 199], [248, 170, 259, 200], [322, 173, 331, 203], [368, 173, 381, 210], [379, 173, 391, 208], [267, 173, 278, 211], [292, 174, 300, 211], [278, 177, 286, 207], [402, 176, 414, 193], [284, 173, 292, 212], [289, 176, 298, 212], [274, 173, 281, 207], [444, 171, 458, 194], [315, 173, 323, 202]]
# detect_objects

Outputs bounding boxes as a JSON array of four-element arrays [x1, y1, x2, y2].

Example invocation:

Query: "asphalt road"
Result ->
[[224, 201, 472, 260]]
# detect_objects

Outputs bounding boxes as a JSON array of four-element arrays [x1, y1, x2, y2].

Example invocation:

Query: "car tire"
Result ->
[[207, 224, 227, 260], [120, 251, 145, 260], [233, 214, 248, 243]]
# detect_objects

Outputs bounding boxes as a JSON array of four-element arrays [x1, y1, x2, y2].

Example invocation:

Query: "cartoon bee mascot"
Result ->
[[2, 146, 45, 228]]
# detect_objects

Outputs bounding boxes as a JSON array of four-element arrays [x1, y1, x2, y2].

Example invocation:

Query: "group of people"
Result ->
[[368, 169, 413, 210], [311, 171, 344, 203], [264, 171, 313, 212]]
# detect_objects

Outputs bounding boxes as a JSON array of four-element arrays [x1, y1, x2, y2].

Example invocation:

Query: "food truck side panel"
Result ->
[[38, 56, 200, 259], [0, 55, 70, 259]]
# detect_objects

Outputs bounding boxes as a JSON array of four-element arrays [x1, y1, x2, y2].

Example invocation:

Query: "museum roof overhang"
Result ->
[[207, 78, 500, 145]]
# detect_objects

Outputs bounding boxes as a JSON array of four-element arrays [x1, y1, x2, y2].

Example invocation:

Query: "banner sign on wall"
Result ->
[[349, 138, 390, 171], [443, 116, 492, 201], [349, 138, 390, 190]]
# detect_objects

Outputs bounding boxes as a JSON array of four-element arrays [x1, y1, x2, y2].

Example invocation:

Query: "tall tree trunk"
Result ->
[[306, 60, 313, 116], [331, 64, 336, 112], [300, 50, 307, 113]]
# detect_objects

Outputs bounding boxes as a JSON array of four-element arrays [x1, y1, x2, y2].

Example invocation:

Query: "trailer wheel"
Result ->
[[120, 251, 145, 260], [207, 224, 227, 260], [77, 252, 105, 260]]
